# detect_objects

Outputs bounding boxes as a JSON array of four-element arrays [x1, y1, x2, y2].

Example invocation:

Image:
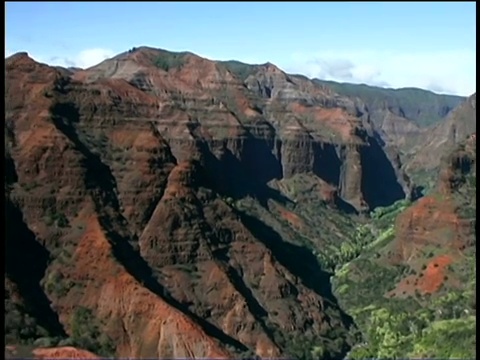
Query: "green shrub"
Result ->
[[45, 211, 70, 228], [154, 53, 185, 71], [70, 307, 116, 357]]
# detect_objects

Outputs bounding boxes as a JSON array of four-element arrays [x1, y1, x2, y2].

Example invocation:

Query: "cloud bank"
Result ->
[[283, 49, 476, 96], [47, 48, 116, 69], [5, 47, 115, 70]]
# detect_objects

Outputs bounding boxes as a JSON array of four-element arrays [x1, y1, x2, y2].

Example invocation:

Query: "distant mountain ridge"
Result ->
[[312, 79, 465, 128]]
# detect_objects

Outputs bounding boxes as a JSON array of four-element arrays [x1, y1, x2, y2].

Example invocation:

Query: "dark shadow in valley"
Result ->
[[199, 140, 292, 208], [242, 124, 283, 184], [238, 211, 348, 306], [334, 196, 359, 215], [312, 142, 341, 187], [5, 197, 67, 338], [360, 137, 406, 209], [5, 153, 18, 191], [411, 185, 425, 201]]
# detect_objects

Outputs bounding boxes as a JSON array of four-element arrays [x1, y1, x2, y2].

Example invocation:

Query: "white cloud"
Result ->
[[283, 49, 476, 96], [46, 48, 116, 69], [6, 47, 115, 69]]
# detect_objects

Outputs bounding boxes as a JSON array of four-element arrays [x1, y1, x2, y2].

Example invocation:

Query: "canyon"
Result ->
[[4, 47, 476, 359]]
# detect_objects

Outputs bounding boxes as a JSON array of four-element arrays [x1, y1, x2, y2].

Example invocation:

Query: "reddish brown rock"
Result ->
[[32, 347, 100, 359], [5, 47, 414, 358], [389, 132, 475, 295]]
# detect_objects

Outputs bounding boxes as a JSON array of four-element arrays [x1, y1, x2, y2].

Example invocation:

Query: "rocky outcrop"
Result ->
[[438, 132, 476, 194], [32, 347, 100, 359]]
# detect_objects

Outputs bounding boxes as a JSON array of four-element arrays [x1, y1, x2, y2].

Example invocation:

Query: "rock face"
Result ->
[[6, 48, 414, 358], [77, 47, 411, 211], [5, 345, 100, 359], [32, 347, 100, 359]]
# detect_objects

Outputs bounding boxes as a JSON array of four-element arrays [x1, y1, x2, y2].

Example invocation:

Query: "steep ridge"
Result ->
[[5, 53, 233, 359]]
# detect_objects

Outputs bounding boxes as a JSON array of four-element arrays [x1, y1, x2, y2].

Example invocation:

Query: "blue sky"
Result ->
[[6, 1, 476, 95]]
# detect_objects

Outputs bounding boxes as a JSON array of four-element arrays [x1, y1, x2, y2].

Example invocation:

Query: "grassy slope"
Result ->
[[330, 155, 476, 358], [219, 60, 258, 81]]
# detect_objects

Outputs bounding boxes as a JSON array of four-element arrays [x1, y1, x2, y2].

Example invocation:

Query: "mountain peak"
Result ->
[[6, 51, 36, 65], [7, 51, 30, 59], [260, 61, 283, 73]]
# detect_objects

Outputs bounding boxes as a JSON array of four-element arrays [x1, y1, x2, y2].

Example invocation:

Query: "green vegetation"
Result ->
[[331, 164, 476, 359], [45, 210, 70, 228], [223, 196, 235, 206], [266, 174, 359, 251], [466, 173, 476, 188], [405, 168, 439, 197], [21, 181, 40, 191], [5, 300, 49, 345], [281, 333, 350, 360], [408, 317, 475, 358], [43, 270, 75, 297], [33, 336, 63, 348], [346, 303, 475, 359], [70, 307, 116, 357], [5, 304, 118, 356], [153, 52, 186, 71], [220, 60, 257, 81], [312, 79, 464, 127], [335, 252, 476, 359], [318, 199, 410, 272]]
